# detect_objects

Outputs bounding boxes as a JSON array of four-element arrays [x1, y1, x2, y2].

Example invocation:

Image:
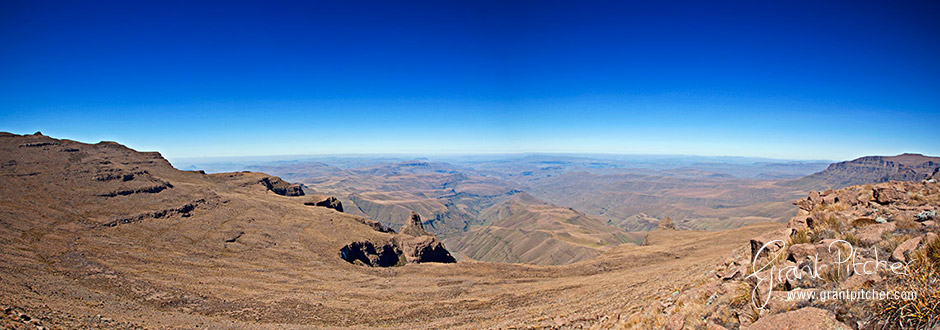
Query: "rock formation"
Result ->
[[339, 240, 403, 267], [339, 212, 455, 266], [399, 211, 429, 236], [259, 176, 304, 196], [303, 194, 344, 212]]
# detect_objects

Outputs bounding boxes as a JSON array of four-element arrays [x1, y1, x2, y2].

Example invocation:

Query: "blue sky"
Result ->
[[1, 1, 938, 160]]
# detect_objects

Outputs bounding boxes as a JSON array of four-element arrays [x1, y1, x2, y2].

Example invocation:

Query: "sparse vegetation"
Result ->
[[874, 246, 940, 329], [789, 228, 814, 245]]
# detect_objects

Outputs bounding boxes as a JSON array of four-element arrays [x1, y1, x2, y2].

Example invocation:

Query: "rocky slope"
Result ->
[[785, 153, 940, 190], [630, 179, 939, 329]]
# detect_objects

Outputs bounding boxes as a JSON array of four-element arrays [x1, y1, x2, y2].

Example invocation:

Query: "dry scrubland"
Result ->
[[1, 132, 938, 329]]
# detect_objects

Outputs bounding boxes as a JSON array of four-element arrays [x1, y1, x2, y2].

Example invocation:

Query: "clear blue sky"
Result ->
[[1, 1, 938, 160]]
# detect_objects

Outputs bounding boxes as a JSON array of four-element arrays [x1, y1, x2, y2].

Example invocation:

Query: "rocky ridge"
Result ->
[[786, 153, 940, 190]]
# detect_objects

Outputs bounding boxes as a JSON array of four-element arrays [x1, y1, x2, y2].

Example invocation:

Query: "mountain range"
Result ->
[[1, 132, 938, 329]]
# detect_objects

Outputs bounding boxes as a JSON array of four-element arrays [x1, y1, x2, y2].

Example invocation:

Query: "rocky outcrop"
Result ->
[[339, 212, 456, 266], [339, 241, 403, 267], [638, 180, 940, 329], [873, 186, 905, 205], [399, 211, 430, 237], [304, 194, 343, 212], [259, 176, 304, 196], [398, 235, 456, 264]]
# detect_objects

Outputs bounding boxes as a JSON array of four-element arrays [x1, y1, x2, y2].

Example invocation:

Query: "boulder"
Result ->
[[808, 190, 822, 205], [857, 222, 896, 245], [873, 186, 904, 205], [787, 215, 814, 230], [750, 237, 784, 263], [746, 307, 852, 330], [788, 244, 817, 262], [891, 237, 922, 263], [399, 211, 430, 237], [304, 195, 344, 212]]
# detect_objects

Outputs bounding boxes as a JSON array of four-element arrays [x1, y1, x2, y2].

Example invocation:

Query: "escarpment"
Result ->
[[785, 153, 940, 189]]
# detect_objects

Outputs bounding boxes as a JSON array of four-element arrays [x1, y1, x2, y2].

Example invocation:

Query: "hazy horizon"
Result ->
[[2, 1, 939, 160]]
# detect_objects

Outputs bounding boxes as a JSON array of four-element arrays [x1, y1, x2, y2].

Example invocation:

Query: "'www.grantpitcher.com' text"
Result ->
[[787, 289, 917, 302]]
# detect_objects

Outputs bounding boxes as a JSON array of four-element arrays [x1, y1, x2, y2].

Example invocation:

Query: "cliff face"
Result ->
[[785, 153, 940, 190]]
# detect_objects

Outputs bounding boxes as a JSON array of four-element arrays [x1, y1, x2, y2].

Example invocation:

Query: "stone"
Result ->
[[750, 237, 784, 263], [915, 210, 937, 221], [840, 273, 882, 290], [787, 215, 814, 230], [794, 198, 814, 212], [747, 307, 852, 330], [857, 222, 896, 245], [719, 266, 742, 281], [891, 237, 922, 263], [787, 244, 817, 262], [873, 186, 904, 205]]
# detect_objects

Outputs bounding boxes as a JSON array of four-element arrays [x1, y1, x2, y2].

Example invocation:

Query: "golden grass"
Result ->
[[874, 248, 940, 329], [789, 228, 814, 245], [729, 282, 752, 308], [841, 231, 861, 247]]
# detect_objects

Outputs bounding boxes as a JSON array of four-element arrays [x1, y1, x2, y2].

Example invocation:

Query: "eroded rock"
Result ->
[[259, 176, 304, 196], [398, 235, 456, 264], [400, 211, 430, 237], [304, 195, 343, 212], [339, 241, 403, 267]]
